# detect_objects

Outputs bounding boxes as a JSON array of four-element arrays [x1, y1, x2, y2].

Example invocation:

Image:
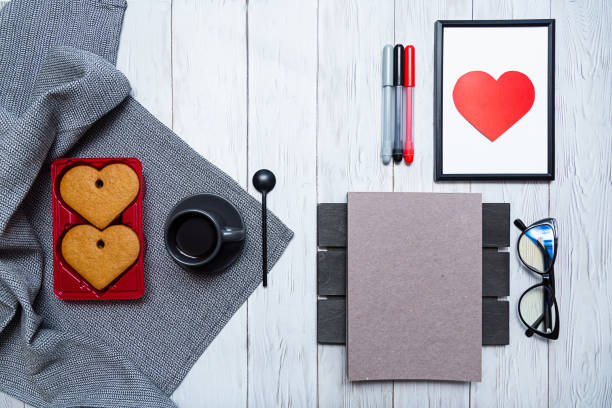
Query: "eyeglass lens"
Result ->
[[518, 224, 555, 273], [519, 285, 556, 334]]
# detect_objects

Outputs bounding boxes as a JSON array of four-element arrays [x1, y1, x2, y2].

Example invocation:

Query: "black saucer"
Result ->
[[165, 194, 245, 274]]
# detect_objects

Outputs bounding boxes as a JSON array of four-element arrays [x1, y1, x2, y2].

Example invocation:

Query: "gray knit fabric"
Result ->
[[0, 1, 293, 407]]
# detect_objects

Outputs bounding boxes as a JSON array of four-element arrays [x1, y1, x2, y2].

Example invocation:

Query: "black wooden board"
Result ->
[[482, 298, 510, 345], [318, 248, 510, 297], [317, 203, 347, 247], [482, 203, 510, 248], [482, 248, 510, 297], [317, 250, 346, 296], [318, 298, 509, 345], [317, 297, 346, 344]]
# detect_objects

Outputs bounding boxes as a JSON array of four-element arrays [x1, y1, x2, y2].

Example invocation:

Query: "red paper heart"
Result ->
[[452, 71, 535, 142]]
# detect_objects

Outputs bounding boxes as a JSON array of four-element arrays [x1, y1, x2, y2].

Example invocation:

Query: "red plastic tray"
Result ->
[[51, 157, 145, 300]]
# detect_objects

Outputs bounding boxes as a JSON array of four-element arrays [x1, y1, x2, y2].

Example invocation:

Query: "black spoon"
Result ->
[[252, 169, 276, 287]]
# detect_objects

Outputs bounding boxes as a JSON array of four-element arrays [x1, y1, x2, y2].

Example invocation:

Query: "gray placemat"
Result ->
[[0, 1, 293, 407]]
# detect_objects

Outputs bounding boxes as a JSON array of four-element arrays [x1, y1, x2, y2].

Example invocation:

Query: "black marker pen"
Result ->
[[393, 44, 404, 163]]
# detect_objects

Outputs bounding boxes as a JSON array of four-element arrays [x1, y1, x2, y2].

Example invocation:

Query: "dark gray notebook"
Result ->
[[347, 192, 482, 382]]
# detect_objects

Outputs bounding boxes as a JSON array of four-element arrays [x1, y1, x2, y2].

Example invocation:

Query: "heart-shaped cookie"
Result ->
[[61, 224, 141, 291], [60, 163, 140, 229]]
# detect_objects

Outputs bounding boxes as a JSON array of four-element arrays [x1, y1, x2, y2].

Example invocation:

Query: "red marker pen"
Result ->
[[404, 45, 415, 164]]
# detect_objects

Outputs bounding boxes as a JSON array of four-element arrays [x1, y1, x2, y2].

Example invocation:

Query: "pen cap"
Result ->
[[382, 45, 393, 86], [393, 44, 404, 86], [404, 45, 415, 87]]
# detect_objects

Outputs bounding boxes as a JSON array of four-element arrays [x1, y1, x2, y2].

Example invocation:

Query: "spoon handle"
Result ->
[[262, 193, 267, 287]]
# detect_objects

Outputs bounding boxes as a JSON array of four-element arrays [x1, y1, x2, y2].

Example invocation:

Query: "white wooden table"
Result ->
[[1, 0, 611, 407]]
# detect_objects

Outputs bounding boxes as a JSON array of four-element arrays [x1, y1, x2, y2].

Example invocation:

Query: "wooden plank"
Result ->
[[549, 0, 612, 406], [318, 203, 510, 249], [0, 393, 23, 408], [317, 298, 346, 344], [482, 248, 510, 297], [469, 1, 551, 407], [317, 203, 347, 247], [317, 0, 394, 406], [318, 248, 509, 297], [169, 1, 248, 407], [482, 203, 510, 248], [482, 299, 509, 346], [171, 0, 248, 182], [246, 0, 318, 407], [317, 250, 346, 296], [318, 298, 509, 346], [116, 0, 172, 128], [392, 1, 472, 406]]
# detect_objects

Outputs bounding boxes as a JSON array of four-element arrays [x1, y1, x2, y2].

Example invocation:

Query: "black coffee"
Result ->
[[175, 215, 217, 258]]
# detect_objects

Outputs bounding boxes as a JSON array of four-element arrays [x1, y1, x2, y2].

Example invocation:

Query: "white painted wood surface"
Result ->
[[1, 0, 611, 407], [170, 1, 248, 406], [550, 1, 612, 407], [246, 1, 318, 406]]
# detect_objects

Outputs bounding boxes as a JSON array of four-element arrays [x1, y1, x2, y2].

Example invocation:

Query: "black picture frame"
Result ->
[[434, 19, 555, 181]]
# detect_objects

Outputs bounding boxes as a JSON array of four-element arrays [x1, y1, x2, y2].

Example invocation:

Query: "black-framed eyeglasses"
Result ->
[[514, 218, 559, 340]]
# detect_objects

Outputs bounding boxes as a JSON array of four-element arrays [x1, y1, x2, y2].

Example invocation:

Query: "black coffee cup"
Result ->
[[165, 207, 245, 270]]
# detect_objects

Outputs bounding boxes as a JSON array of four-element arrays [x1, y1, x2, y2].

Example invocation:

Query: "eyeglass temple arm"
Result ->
[[544, 296, 552, 332], [514, 219, 528, 231], [541, 272, 555, 331], [525, 313, 544, 337], [542, 267, 555, 292]]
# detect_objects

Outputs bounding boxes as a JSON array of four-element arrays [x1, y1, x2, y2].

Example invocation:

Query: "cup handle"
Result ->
[[221, 226, 245, 242]]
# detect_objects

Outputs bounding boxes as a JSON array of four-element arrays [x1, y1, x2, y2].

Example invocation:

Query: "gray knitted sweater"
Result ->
[[0, 1, 293, 406]]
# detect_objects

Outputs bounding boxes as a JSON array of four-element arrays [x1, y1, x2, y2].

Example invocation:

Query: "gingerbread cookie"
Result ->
[[61, 224, 141, 291], [59, 163, 140, 229]]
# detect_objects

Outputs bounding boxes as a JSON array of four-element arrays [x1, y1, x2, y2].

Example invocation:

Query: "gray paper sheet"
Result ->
[[347, 192, 482, 382]]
